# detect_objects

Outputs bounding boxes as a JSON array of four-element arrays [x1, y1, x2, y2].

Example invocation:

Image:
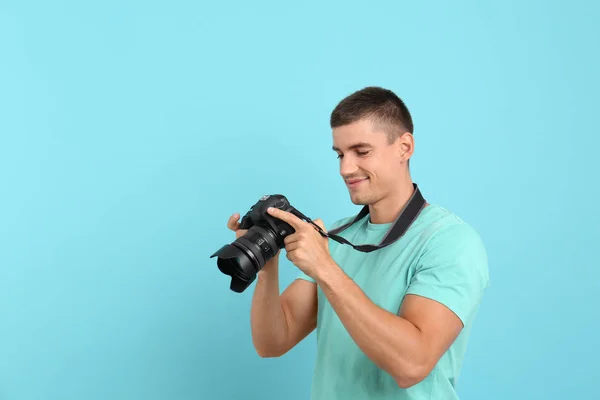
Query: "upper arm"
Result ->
[[401, 222, 490, 371], [280, 278, 318, 350], [398, 294, 463, 373]]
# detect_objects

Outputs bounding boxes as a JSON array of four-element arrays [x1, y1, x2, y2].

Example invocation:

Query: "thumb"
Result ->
[[313, 219, 329, 248], [313, 218, 326, 230]]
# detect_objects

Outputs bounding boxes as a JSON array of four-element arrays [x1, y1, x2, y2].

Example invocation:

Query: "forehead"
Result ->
[[331, 119, 387, 151]]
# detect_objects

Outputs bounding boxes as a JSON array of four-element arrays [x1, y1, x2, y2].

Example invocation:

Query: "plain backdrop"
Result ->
[[1, 1, 598, 399]]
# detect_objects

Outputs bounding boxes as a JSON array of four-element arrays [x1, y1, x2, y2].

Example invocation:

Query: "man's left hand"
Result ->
[[267, 207, 333, 279]]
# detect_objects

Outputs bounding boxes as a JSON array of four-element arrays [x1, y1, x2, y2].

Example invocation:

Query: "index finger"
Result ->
[[267, 207, 305, 230]]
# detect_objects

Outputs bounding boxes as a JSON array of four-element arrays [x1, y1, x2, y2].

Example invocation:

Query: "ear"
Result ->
[[397, 132, 414, 163]]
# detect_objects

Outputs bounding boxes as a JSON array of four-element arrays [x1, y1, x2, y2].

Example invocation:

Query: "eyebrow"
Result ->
[[332, 142, 373, 152]]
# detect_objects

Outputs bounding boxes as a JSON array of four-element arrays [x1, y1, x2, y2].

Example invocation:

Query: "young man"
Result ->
[[227, 86, 489, 399]]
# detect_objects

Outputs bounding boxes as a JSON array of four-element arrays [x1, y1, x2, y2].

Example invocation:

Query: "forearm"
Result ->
[[250, 258, 290, 357], [315, 262, 428, 386]]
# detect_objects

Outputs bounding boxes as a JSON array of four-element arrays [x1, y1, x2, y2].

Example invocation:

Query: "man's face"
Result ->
[[332, 119, 407, 206]]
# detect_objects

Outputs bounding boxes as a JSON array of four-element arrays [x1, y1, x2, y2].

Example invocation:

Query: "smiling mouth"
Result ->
[[346, 178, 369, 187]]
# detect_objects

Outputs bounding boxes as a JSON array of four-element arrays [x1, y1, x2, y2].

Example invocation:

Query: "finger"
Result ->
[[284, 233, 301, 246], [227, 213, 240, 231], [284, 242, 300, 252], [312, 218, 326, 231], [285, 248, 300, 262], [267, 207, 305, 230]]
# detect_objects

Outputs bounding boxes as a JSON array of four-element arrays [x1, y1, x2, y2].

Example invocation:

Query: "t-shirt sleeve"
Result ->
[[405, 221, 490, 325]]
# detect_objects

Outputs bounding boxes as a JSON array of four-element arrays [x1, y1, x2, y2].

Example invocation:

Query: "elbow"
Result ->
[[253, 340, 287, 358], [394, 375, 425, 389], [255, 347, 284, 358], [392, 364, 431, 389]]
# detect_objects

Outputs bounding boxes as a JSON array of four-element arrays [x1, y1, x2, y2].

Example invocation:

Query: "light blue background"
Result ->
[[1, 1, 598, 399]]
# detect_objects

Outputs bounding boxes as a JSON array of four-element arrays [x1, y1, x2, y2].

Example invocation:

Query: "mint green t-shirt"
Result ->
[[297, 204, 489, 400]]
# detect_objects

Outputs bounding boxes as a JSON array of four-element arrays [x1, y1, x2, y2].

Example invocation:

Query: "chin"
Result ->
[[349, 193, 372, 206]]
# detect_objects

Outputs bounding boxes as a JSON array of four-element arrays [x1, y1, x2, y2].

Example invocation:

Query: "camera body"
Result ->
[[210, 194, 300, 293], [238, 194, 296, 244]]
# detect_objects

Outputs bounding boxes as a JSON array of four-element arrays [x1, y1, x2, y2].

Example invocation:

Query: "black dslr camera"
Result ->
[[210, 194, 313, 293]]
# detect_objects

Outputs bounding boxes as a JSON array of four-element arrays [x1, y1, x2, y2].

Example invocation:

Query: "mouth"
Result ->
[[345, 177, 369, 188]]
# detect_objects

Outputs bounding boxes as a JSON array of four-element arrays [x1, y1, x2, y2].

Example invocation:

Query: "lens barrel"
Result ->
[[210, 225, 281, 293]]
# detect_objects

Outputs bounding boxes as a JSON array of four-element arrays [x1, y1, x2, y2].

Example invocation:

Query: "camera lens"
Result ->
[[210, 225, 281, 293]]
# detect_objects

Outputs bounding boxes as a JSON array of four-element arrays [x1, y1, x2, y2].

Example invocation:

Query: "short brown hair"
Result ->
[[330, 86, 413, 143]]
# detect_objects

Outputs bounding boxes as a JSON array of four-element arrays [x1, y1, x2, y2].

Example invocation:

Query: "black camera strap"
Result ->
[[303, 183, 426, 253]]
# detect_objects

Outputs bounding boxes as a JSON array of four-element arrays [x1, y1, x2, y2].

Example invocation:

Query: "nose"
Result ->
[[339, 155, 358, 177]]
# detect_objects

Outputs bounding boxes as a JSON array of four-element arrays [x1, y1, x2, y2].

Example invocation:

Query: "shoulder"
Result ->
[[418, 205, 489, 277], [407, 205, 490, 324], [420, 205, 485, 249]]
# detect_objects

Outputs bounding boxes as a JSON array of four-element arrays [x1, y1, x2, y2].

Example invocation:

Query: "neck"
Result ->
[[368, 178, 417, 224]]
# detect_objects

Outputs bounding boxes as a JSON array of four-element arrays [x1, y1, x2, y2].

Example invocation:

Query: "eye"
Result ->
[[336, 153, 343, 159], [356, 150, 370, 157]]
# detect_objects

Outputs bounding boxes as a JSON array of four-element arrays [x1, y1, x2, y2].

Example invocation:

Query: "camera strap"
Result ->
[[306, 183, 426, 253]]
